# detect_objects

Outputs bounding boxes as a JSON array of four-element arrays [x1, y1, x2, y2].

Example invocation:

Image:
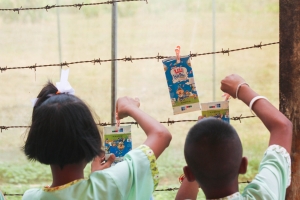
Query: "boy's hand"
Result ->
[[91, 154, 116, 172], [116, 96, 140, 120], [220, 74, 247, 98]]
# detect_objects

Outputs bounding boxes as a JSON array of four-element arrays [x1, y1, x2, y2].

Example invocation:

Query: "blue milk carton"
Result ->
[[201, 101, 230, 123], [104, 125, 132, 164], [162, 55, 200, 114]]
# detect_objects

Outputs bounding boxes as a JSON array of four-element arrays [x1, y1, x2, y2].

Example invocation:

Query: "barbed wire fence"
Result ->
[[0, 0, 147, 14], [0, 115, 255, 132], [3, 180, 252, 196], [0, 36, 271, 197], [0, 42, 278, 73], [0, 0, 277, 198]]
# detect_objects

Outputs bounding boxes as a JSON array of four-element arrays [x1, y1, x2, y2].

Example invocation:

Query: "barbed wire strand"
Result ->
[[0, 42, 278, 73], [0, 0, 147, 14], [0, 115, 256, 132], [3, 181, 251, 196], [155, 181, 251, 192]]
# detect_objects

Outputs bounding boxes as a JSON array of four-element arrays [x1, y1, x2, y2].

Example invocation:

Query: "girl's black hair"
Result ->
[[23, 81, 103, 168]]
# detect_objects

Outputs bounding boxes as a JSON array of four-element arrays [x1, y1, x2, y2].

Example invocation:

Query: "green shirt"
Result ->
[[22, 145, 158, 200], [213, 145, 291, 200]]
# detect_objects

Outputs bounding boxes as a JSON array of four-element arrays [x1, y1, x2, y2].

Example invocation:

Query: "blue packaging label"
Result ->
[[104, 125, 132, 164], [201, 101, 230, 123]]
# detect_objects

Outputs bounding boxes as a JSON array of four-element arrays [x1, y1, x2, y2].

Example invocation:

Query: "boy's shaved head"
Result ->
[[184, 118, 243, 188]]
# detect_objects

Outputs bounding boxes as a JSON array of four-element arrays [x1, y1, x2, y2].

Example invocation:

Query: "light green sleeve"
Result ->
[[91, 144, 159, 200], [242, 145, 291, 200], [0, 191, 5, 200]]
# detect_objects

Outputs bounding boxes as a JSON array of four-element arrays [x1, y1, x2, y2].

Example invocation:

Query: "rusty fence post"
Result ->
[[280, 0, 300, 199]]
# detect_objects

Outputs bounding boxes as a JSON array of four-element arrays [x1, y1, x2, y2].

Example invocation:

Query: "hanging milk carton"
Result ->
[[201, 101, 230, 123], [104, 125, 132, 164], [162, 47, 200, 114]]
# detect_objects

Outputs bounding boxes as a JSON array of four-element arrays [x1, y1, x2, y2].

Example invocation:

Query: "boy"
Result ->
[[176, 74, 292, 199]]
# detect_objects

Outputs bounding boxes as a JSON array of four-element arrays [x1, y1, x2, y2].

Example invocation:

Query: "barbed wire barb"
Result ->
[[44, 5, 56, 12], [222, 48, 230, 56], [189, 51, 197, 60], [74, 3, 84, 10], [0, 66, 7, 73], [124, 56, 133, 62], [254, 41, 262, 49]]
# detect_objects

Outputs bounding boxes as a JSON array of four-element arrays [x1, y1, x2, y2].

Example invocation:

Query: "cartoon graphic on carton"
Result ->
[[176, 87, 185, 102]]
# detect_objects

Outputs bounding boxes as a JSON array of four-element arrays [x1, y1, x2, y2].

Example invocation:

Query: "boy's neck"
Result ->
[[50, 161, 87, 187], [203, 180, 239, 199]]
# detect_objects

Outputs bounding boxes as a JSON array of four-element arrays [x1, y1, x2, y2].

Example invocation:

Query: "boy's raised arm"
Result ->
[[116, 96, 172, 158], [220, 74, 292, 153], [175, 178, 199, 200]]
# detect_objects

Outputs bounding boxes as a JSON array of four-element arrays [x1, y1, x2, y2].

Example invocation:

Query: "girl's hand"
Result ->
[[220, 74, 247, 98], [91, 154, 116, 172], [116, 96, 140, 120]]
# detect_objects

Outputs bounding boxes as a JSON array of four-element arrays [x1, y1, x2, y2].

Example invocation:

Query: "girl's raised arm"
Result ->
[[116, 96, 172, 158]]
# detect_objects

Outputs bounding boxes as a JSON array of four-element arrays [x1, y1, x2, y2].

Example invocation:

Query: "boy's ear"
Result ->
[[239, 157, 248, 175], [183, 166, 196, 182]]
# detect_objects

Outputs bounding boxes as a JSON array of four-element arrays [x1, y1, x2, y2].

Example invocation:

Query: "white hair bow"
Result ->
[[31, 69, 75, 107], [56, 69, 75, 95]]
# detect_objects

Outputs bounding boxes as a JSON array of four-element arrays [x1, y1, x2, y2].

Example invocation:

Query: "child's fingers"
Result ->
[[222, 93, 231, 101], [198, 116, 204, 120], [101, 154, 116, 169]]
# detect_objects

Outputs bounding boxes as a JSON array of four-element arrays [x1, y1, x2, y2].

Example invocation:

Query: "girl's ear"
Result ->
[[239, 157, 248, 174], [183, 166, 196, 182]]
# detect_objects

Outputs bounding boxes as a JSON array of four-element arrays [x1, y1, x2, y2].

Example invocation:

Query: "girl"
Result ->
[[22, 81, 172, 200], [0, 190, 5, 200]]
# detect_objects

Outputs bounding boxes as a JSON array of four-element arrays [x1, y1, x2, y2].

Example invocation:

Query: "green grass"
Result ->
[[0, 0, 279, 199]]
